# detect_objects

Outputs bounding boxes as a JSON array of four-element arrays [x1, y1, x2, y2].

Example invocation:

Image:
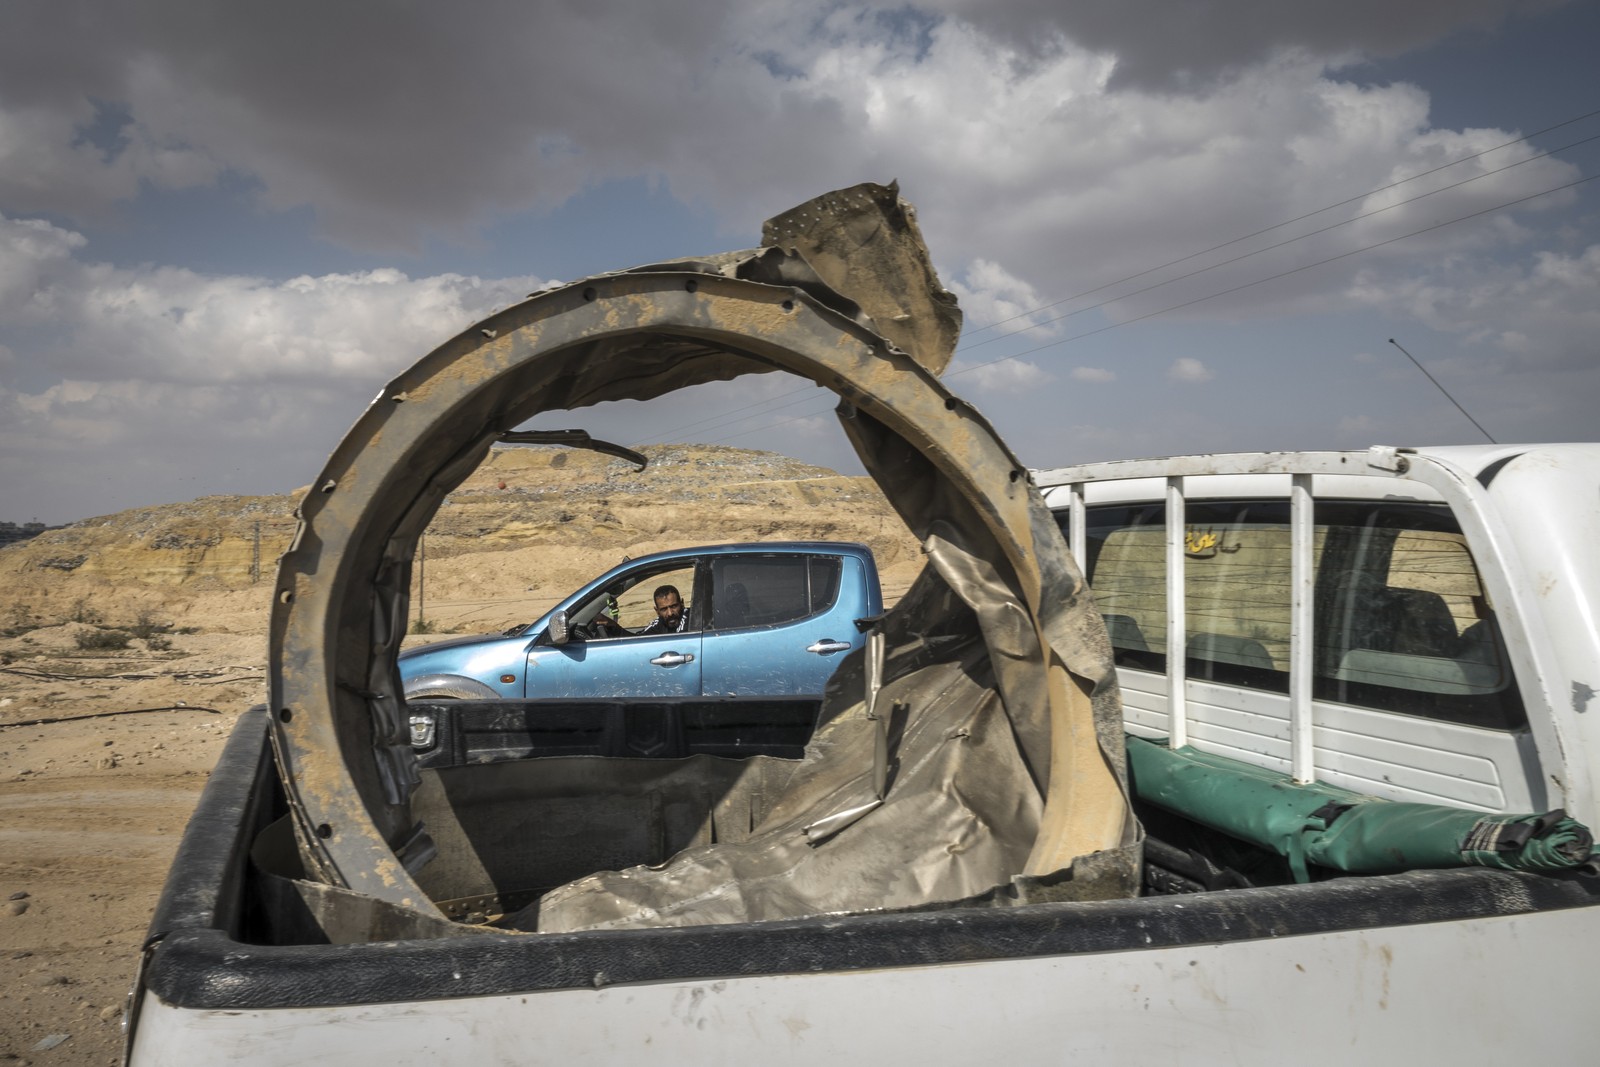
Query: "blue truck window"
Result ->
[[581, 563, 698, 635], [711, 555, 841, 629], [808, 555, 842, 614]]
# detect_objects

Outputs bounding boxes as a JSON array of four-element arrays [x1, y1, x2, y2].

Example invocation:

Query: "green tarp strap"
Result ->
[[1126, 736, 1593, 882]]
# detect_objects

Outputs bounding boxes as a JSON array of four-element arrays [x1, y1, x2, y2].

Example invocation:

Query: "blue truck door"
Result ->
[[527, 629, 704, 698], [524, 560, 704, 698], [700, 553, 861, 698]]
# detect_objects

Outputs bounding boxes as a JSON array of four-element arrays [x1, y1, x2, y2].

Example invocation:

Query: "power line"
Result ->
[[703, 168, 1599, 446], [956, 128, 1600, 358], [962, 105, 1600, 339], [942, 170, 1600, 378], [636, 105, 1600, 448]]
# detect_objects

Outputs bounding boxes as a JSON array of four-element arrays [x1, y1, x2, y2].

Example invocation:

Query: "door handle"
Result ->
[[806, 639, 852, 654], [649, 652, 695, 667]]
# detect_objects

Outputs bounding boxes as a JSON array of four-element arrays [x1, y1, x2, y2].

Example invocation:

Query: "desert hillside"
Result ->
[[0, 444, 921, 1064], [0, 443, 923, 638]]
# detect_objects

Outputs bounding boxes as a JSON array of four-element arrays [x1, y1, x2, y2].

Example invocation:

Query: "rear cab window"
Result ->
[[710, 554, 843, 630], [1067, 500, 1525, 730]]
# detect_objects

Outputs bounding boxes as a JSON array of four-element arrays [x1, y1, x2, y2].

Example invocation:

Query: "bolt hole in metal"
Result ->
[[278, 708, 293, 723], [582, 286, 597, 301], [316, 824, 333, 840], [279, 590, 294, 604], [685, 279, 698, 293]]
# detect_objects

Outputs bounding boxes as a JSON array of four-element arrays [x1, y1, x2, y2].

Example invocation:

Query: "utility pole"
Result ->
[[417, 530, 426, 631], [251, 521, 261, 583]]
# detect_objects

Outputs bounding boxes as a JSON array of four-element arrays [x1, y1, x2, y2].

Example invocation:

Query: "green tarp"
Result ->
[[1126, 735, 1593, 882]]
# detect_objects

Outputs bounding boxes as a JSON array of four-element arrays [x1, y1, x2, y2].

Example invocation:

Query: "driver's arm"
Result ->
[[587, 594, 630, 637], [590, 613, 630, 637]]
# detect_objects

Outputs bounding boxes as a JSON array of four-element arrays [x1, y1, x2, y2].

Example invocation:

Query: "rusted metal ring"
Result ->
[[269, 270, 1058, 911]]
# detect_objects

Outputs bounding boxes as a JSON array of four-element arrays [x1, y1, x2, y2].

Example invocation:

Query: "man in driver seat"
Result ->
[[639, 585, 688, 635]]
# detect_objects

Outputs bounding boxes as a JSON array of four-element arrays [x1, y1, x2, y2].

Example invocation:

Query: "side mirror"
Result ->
[[548, 609, 571, 646]]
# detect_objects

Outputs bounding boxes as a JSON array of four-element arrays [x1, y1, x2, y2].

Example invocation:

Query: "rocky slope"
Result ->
[[0, 444, 923, 637]]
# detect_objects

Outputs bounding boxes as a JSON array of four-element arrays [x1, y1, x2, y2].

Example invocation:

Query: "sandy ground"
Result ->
[[0, 624, 266, 1066], [0, 446, 926, 1063]]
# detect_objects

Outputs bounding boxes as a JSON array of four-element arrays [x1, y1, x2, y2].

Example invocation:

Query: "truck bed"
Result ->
[[128, 707, 1600, 1062]]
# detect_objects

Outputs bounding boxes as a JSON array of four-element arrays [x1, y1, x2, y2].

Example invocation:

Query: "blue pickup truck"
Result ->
[[399, 541, 882, 708]]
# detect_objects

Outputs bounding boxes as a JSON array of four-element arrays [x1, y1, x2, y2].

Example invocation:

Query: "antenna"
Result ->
[[1387, 339, 1498, 444]]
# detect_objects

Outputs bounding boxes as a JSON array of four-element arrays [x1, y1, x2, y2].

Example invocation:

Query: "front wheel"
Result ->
[[402, 674, 500, 702]]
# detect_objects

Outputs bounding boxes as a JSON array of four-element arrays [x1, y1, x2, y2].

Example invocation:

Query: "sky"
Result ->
[[2, 0, 1597, 525]]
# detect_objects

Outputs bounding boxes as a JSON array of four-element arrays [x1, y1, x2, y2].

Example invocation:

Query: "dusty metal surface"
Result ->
[[267, 182, 1138, 928]]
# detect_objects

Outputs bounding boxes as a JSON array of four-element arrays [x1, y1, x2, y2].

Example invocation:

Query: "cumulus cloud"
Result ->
[[0, 99, 220, 220], [911, 0, 1566, 88], [0, 215, 86, 315], [695, 20, 1577, 328], [948, 258, 1063, 337], [0, 213, 544, 384], [0, 2, 773, 246], [1167, 357, 1214, 383], [1347, 243, 1600, 372], [0, 0, 1592, 517], [945, 356, 1051, 392], [0, 0, 1577, 287], [1334, 242, 1600, 444], [0, 212, 549, 519]]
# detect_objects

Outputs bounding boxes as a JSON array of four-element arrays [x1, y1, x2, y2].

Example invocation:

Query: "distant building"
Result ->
[[0, 521, 52, 548]]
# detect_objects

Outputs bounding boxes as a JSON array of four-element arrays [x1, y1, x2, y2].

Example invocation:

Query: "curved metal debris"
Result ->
[[267, 182, 1139, 930]]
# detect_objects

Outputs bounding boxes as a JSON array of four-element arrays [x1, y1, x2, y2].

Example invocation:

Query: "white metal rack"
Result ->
[[1032, 446, 1554, 800]]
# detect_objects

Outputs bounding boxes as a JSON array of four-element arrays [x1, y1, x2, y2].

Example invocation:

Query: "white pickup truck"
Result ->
[[124, 439, 1600, 1064], [124, 185, 1596, 1065]]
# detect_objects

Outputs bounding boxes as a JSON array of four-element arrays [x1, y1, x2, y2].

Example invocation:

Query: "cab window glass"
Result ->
[[711, 555, 838, 629], [1315, 502, 1521, 729], [807, 556, 842, 614], [1067, 501, 1524, 729], [1075, 504, 1168, 672], [1074, 502, 1297, 691]]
